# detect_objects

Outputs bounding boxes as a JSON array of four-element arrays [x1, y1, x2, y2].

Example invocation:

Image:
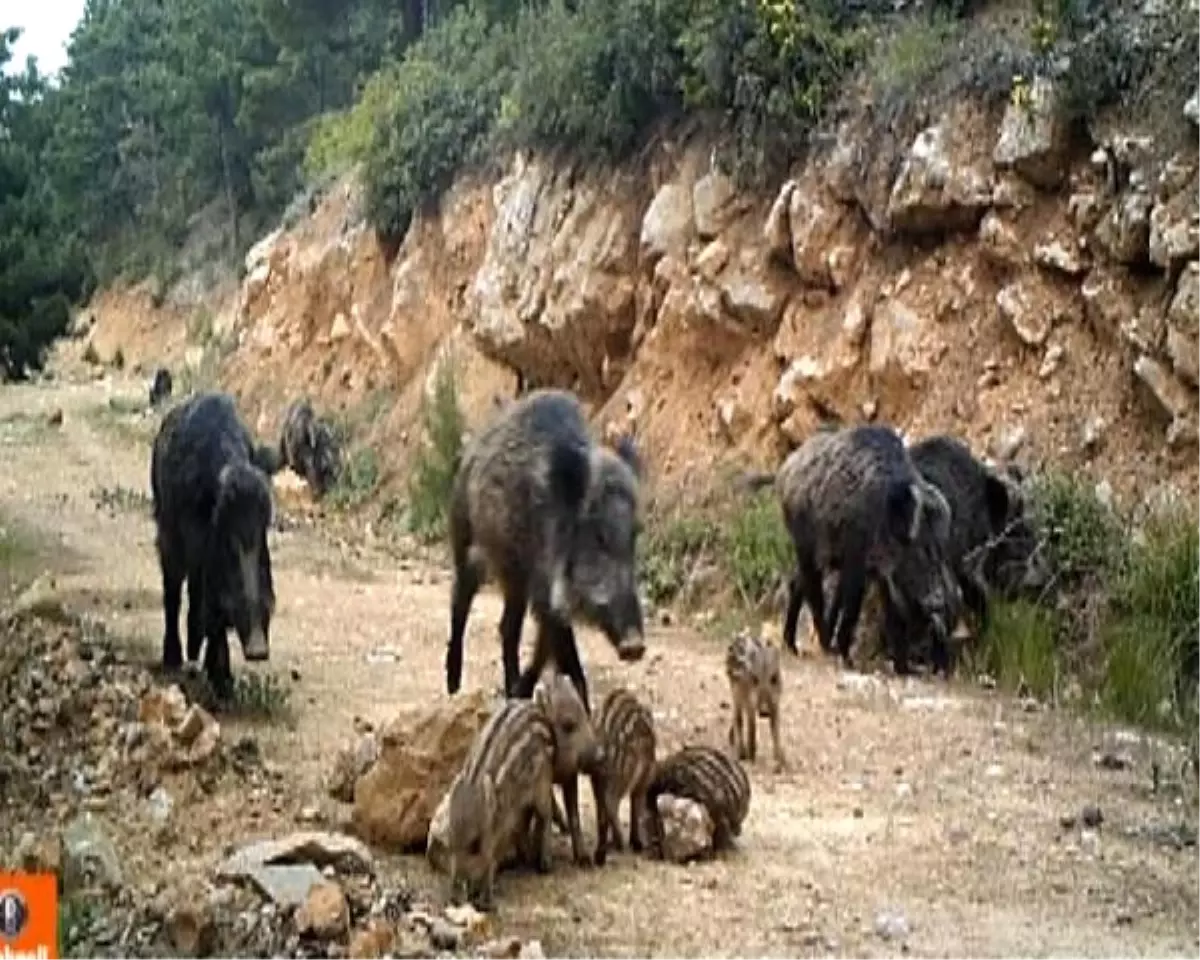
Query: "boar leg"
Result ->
[[446, 553, 482, 696], [498, 582, 529, 697], [185, 566, 206, 662], [745, 695, 758, 763], [628, 780, 651, 853], [591, 772, 612, 866], [559, 775, 591, 867], [768, 705, 787, 771]]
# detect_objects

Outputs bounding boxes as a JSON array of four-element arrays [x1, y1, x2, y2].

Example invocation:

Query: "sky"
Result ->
[[5, 0, 87, 77]]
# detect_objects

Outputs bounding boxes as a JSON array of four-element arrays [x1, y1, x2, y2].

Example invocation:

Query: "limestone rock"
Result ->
[[763, 180, 797, 263], [978, 212, 1026, 268], [1033, 239, 1087, 277], [1167, 262, 1199, 385], [717, 252, 789, 333], [887, 122, 993, 236], [468, 155, 639, 394], [1094, 190, 1154, 265], [693, 170, 738, 238], [1186, 89, 1199, 126], [656, 795, 714, 863], [694, 239, 731, 279], [1149, 185, 1200, 271], [1080, 268, 1136, 341], [640, 183, 694, 263], [352, 689, 495, 851], [869, 297, 942, 386], [993, 76, 1070, 188], [996, 275, 1078, 347], [787, 182, 853, 289], [62, 813, 123, 893], [295, 881, 350, 941], [327, 731, 380, 803], [218, 830, 375, 879], [1134, 355, 1198, 447], [1068, 190, 1105, 233], [348, 919, 396, 959]]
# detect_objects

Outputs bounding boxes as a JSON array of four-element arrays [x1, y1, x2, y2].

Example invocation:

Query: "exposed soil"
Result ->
[[1, 372, 1197, 959]]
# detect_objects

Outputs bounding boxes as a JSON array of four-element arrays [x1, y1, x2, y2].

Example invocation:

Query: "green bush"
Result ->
[[676, 0, 866, 185], [867, 9, 960, 99], [329, 447, 382, 509], [980, 470, 1199, 734], [407, 358, 466, 543], [641, 513, 719, 607], [362, 7, 514, 241], [498, 0, 685, 160], [357, 0, 873, 240], [725, 489, 792, 606]]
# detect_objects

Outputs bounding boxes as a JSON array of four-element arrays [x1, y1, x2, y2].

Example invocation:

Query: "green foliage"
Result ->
[[724, 490, 793, 606], [974, 599, 1063, 701], [0, 29, 94, 379], [639, 489, 788, 612], [362, 7, 514, 240], [229, 669, 295, 720], [1028, 470, 1128, 589], [675, 0, 866, 185], [329, 447, 383, 509], [497, 0, 684, 160], [868, 10, 959, 98], [641, 514, 719, 607], [406, 359, 466, 543], [979, 470, 1199, 735]]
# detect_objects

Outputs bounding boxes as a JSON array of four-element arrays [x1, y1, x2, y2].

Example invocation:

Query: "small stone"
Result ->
[[295, 881, 350, 941], [874, 908, 910, 941], [1081, 416, 1106, 451], [1186, 90, 1199, 126], [347, 919, 396, 959], [147, 786, 173, 824], [1095, 751, 1131, 771], [1081, 805, 1104, 828], [428, 919, 462, 951], [47, 408, 64, 427], [442, 903, 490, 938], [519, 940, 546, 959], [166, 903, 217, 957], [480, 937, 523, 959]]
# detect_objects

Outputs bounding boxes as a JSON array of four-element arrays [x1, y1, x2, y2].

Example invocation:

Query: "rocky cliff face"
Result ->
[[79, 74, 1199, 510]]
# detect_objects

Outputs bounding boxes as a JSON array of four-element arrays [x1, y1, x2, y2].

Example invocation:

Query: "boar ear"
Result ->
[[919, 481, 953, 543], [886, 481, 922, 544]]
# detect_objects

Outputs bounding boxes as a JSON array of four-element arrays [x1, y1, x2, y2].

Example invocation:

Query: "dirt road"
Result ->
[[1, 374, 1196, 959]]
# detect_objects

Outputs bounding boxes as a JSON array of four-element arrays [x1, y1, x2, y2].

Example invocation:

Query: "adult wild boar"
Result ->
[[279, 398, 342, 498], [151, 392, 276, 698], [445, 388, 646, 711], [908, 434, 1049, 638], [746, 424, 961, 675]]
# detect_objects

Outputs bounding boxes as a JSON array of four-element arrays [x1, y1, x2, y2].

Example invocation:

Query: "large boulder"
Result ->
[[351, 689, 496, 852], [1093, 189, 1154, 265], [468, 154, 641, 397], [1167, 262, 1199, 386], [992, 76, 1071, 189], [886, 121, 993, 237], [640, 183, 695, 264]]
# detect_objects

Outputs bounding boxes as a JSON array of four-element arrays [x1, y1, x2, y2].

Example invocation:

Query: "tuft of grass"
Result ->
[[328, 447, 382, 510], [89, 484, 152, 516], [641, 513, 718, 608], [227, 670, 295, 721], [724, 490, 792, 607], [973, 598, 1063, 701], [640, 489, 790, 614], [0, 516, 42, 604], [1028, 469, 1128, 590], [406, 359, 466, 544], [867, 10, 960, 99], [58, 893, 104, 958]]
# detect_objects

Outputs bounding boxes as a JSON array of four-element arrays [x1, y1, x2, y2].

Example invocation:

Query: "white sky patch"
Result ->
[[5, 0, 87, 78]]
